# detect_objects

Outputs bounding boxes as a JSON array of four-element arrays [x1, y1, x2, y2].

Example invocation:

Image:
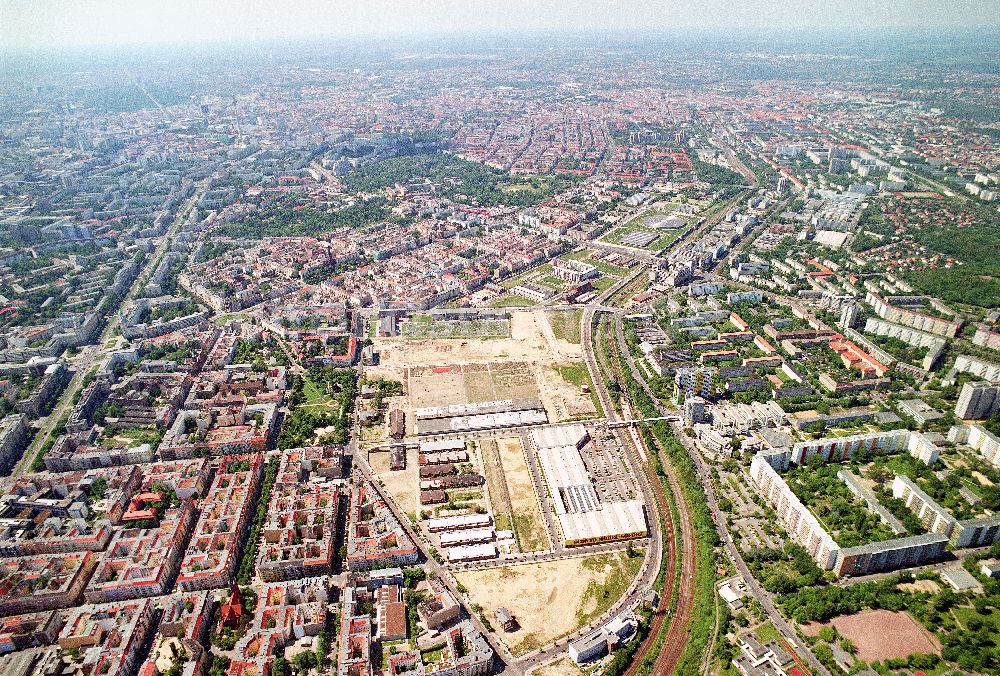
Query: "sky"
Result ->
[[2, 0, 998, 50]]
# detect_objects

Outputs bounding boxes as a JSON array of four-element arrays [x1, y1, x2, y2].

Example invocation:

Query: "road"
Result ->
[[8, 179, 210, 481]]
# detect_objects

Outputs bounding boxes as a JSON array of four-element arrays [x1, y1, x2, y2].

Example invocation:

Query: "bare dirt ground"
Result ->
[[375, 311, 566, 368], [362, 364, 406, 383], [496, 436, 548, 552], [898, 580, 941, 594], [373, 312, 591, 425], [369, 447, 419, 518], [972, 470, 995, 487], [406, 362, 541, 411], [801, 610, 939, 663], [408, 367, 468, 409], [537, 365, 597, 422], [527, 656, 584, 676], [455, 555, 621, 656]]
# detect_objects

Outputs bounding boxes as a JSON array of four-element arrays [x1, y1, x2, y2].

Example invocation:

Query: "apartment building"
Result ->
[[0, 415, 29, 472], [955, 381, 1000, 420], [346, 479, 419, 572], [177, 455, 262, 591], [0, 552, 97, 617], [58, 599, 156, 676], [949, 424, 1000, 468], [790, 429, 939, 466], [673, 366, 717, 404], [893, 475, 1000, 548], [84, 502, 197, 603], [258, 449, 340, 583], [230, 578, 329, 676], [751, 453, 951, 576]]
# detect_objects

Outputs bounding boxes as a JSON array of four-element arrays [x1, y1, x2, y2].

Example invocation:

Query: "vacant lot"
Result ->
[[480, 439, 514, 532], [402, 318, 511, 340], [547, 309, 584, 344], [496, 436, 548, 552], [537, 364, 599, 422], [369, 447, 419, 518], [375, 310, 585, 430], [407, 361, 541, 410], [801, 609, 939, 663], [456, 551, 641, 656], [528, 656, 583, 676], [489, 294, 537, 308], [376, 311, 561, 368]]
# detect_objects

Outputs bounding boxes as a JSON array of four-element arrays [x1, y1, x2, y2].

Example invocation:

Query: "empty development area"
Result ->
[[455, 551, 644, 656], [371, 311, 595, 425], [480, 435, 549, 551], [376, 310, 577, 369]]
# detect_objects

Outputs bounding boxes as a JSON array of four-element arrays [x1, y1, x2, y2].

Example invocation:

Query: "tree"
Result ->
[[315, 629, 330, 665], [271, 656, 289, 676], [291, 651, 317, 674]]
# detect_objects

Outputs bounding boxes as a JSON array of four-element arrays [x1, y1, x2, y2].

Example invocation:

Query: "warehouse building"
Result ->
[[415, 398, 547, 435], [532, 425, 648, 547]]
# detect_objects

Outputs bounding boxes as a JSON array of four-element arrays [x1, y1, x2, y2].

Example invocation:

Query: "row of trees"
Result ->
[[616, 336, 721, 676], [236, 456, 279, 585]]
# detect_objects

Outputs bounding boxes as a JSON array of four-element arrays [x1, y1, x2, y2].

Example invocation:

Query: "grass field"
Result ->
[[479, 439, 514, 532], [541, 275, 570, 289], [753, 621, 782, 644], [402, 319, 511, 340], [497, 436, 548, 552], [213, 313, 251, 326], [554, 361, 602, 414], [513, 513, 547, 552], [560, 250, 631, 276], [547, 310, 583, 344], [591, 276, 617, 291], [600, 221, 685, 251], [574, 549, 645, 625], [302, 375, 337, 408]]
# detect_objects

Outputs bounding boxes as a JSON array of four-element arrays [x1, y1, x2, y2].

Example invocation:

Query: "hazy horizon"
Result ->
[[3, 0, 1000, 52]]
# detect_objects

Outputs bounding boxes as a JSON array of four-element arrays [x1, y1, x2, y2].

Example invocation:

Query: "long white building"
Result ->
[[531, 425, 647, 547]]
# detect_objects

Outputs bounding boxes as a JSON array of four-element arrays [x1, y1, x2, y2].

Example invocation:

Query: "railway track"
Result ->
[[594, 314, 699, 676], [641, 435, 698, 676], [623, 436, 677, 676]]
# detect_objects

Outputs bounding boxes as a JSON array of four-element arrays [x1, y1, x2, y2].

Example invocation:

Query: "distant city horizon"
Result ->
[[3, 0, 1000, 51]]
